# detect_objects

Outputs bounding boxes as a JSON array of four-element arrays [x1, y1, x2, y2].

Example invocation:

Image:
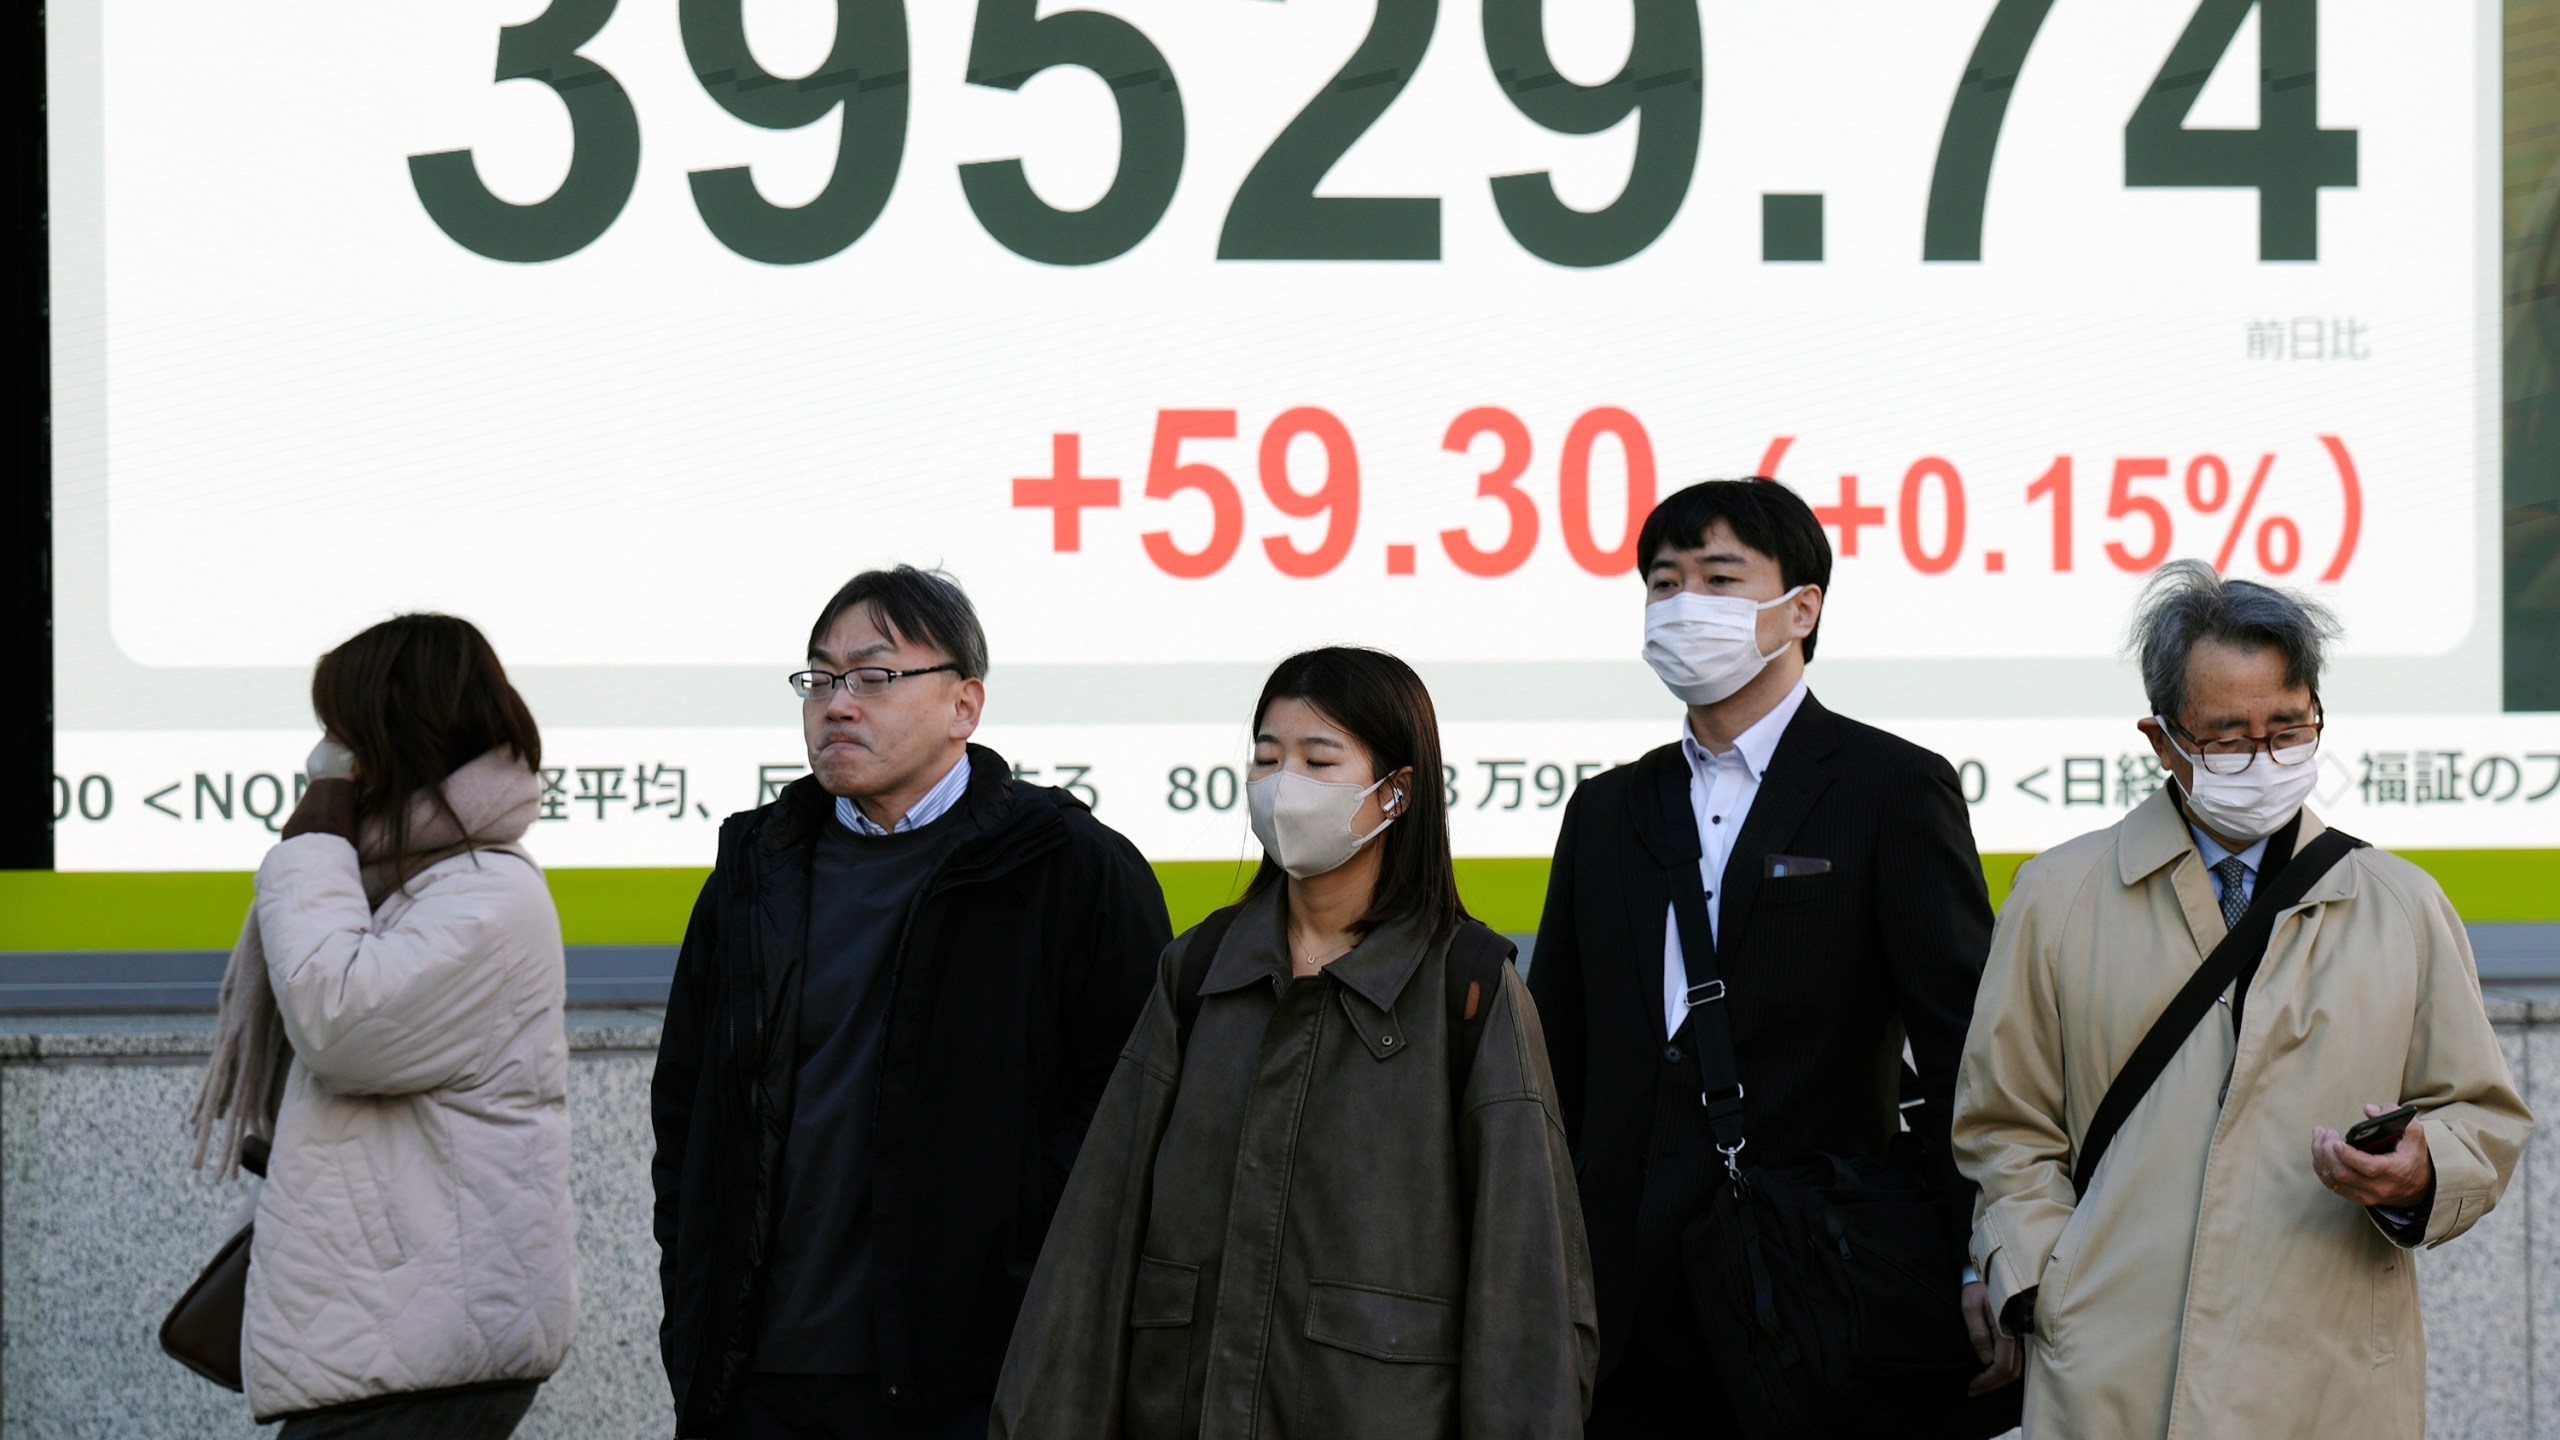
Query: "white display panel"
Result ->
[[50, 0, 2528, 866]]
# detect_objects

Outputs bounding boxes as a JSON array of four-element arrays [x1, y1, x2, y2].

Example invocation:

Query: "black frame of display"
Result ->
[[5, 0, 50, 870]]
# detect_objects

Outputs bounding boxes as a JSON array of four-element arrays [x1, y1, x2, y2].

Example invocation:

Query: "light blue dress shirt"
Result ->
[[2186, 823, 2271, 911], [835, 752, 970, 836]]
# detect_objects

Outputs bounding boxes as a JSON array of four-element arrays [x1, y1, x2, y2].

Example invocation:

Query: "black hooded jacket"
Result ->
[[650, 746, 1170, 1435]]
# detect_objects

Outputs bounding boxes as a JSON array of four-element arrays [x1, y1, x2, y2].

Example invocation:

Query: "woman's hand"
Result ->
[[281, 777, 359, 842], [305, 737, 359, 781]]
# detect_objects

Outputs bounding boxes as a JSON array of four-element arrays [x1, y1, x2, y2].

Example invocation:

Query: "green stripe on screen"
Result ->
[[4, 849, 2554, 949]]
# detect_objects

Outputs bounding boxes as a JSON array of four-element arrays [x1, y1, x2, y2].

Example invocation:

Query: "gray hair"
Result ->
[[2129, 560, 2341, 720]]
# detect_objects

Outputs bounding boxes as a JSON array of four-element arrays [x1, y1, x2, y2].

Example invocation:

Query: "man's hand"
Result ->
[[2311, 1102, 2433, 1209], [1960, 1280, 2022, 1395]]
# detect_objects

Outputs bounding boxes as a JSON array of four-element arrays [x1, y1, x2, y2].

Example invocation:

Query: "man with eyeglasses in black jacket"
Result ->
[[652, 565, 1170, 1440]]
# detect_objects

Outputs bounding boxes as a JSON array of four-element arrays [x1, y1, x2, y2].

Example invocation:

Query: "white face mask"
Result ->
[[1643, 587, 1807, 706], [306, 738, 358, 782], [1247, 769, 1397, 880], [2161, 725, 2320, 842]]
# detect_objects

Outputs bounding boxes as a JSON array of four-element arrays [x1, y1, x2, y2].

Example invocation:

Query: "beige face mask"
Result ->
[[1247, 770, 1396, 880]]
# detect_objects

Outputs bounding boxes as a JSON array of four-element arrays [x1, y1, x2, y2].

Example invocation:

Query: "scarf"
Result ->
[[187, 750, 542, 1178]]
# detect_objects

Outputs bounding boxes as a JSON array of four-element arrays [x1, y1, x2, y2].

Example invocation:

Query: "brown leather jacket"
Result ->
[[994, 886, 1598, 1440]]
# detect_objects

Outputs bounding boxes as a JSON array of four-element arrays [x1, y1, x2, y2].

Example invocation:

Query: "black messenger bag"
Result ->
[[1666, 868, 1991, 1439]]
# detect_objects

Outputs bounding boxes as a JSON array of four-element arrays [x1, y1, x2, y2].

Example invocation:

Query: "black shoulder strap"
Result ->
[[2071, 827, 2365, 1194], [1443, 922, 1516, 1098], [1667, 859, 1751, 1171], [1172, 902, 1247, 1052], [1174, 905, 1513, 1106]]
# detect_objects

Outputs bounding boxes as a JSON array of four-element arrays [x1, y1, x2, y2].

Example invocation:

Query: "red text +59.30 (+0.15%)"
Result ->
[[1010, 413, 2365, 583]]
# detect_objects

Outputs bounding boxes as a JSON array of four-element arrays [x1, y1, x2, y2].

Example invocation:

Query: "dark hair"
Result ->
[[2130, 559, 2340, 720], [808, 566, 989, 679], [1635, 479, 1834, 661], [311, 613, 542, 874], [1242, 648, 1464, 939]]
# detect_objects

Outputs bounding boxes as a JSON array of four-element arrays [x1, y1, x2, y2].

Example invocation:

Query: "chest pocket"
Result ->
[[1742, 869, 1862, 1005], [1756, 869, 1845, 909]]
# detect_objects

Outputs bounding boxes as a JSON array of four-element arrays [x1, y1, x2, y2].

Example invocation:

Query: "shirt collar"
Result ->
[[2185, 819, 2270, 876], [1680, 678, 1810, 783], [835, 751, 972, 836]]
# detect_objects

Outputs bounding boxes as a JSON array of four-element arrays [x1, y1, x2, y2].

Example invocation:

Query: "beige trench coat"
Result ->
[[1953, 792, 2528, 1440]]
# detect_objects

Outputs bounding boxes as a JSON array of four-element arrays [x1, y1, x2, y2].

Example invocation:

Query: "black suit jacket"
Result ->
[[1526, 692, 1993, 1374]]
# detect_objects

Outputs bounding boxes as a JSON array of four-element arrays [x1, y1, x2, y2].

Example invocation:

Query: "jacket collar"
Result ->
[[1633, 690, 1843, 870], [1320, 911, 1434, 1013], [2116, 788, 2348, 955], [1713, 691, 1841, 957], [760, 742, 1031, 859], [1197, 881, 1432, 1014], [1678, 677, 1808, 786], [2116, 786, 2335, 886], [1200, 883, 1290, 998]]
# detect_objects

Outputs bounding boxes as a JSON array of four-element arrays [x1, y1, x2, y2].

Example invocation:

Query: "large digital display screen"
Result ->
[[48, 0, 2543, 870]]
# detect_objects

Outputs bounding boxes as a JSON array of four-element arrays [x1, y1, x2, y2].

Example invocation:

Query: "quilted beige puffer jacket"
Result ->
[[244, 833, 578, 1420]]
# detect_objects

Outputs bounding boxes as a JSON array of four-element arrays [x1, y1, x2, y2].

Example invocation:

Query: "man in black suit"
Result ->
[[1528, 479, 2020, 1435]]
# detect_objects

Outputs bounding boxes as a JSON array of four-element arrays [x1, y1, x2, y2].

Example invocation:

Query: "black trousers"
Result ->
[[1587, 1341, 1737, 1439], [722, 1375, 991, 1440], [1597, 1039, 1743, 1438]]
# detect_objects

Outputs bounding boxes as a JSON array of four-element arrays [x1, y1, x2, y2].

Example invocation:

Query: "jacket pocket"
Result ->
[[2370, 1246, 2407, 1365], [1126, 1257, 1198, 1440], [1304, 1281, 1460, 1364], [2032, 1208, 2091, 1362], [327, 1134, 411, 1272], [1298, 1282, 1459, 1438]]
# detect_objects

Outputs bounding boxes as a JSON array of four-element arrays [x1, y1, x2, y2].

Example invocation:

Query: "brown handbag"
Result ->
[[160, 1135, 267, 1391]]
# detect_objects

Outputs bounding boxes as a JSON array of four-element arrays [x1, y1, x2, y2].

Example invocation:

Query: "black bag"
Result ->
[[1664, 866, 1987, 1439], [1687, 1140, 1983, 1435], [160, 1134, 269, 1392]]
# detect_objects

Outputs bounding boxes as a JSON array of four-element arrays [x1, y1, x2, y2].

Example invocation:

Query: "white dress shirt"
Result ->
[[1661, 679, 1810, 1039], [835, 751, 971, 836]]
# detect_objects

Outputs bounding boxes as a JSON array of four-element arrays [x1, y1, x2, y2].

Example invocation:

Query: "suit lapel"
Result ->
[[1625, 742, 1695, 1046], [1715, 694, 1843, 963]]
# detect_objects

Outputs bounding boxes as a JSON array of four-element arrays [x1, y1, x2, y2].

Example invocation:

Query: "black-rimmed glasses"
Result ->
[[789, 664, 960, 701]]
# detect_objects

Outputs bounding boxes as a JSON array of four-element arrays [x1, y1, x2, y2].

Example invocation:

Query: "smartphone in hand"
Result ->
[[2344, 1104, 2419, 1155]]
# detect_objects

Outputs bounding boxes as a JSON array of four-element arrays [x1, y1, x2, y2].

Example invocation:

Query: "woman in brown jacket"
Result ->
[[994, 647, 1597, 1440]]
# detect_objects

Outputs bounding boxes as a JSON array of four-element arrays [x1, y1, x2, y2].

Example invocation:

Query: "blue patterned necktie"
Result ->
[[2215, 855, 2251, 929]]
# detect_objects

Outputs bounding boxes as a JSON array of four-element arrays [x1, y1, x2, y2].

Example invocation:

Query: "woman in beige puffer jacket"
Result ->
[[190, 614, 578, 1437]]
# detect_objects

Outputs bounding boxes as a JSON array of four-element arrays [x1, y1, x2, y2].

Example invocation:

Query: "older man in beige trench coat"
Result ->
[[1954, 562, 2530, 1440]]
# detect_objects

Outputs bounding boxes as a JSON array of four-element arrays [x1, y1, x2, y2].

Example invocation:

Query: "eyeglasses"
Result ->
[[2164, 705, 2326, 776], [788, 664, 960, 701]]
